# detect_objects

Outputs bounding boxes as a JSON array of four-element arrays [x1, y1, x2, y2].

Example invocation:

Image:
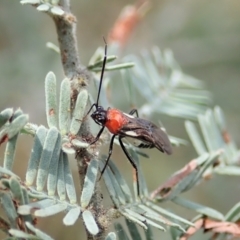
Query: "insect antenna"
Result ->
[[85, 38, 108, 116], [95, 37, 107, 108]]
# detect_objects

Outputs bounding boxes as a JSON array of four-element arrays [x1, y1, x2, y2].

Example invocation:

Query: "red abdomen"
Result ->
[[105, 109, 128, 134]]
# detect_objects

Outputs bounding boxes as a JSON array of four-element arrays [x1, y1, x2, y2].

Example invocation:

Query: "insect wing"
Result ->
[[119, 116, 172, 155], [148, 124, 172, 155]]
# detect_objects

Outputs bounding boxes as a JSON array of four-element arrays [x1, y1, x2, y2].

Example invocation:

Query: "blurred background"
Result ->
[[1, 0, 240, 239]]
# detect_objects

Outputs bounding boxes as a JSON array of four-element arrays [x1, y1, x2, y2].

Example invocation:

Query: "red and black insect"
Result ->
[[87, 41, 172, 196]]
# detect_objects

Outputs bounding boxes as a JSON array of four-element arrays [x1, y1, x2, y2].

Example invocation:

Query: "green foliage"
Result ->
[[1, 1, 240, 240], [1, 53, 240, 239]]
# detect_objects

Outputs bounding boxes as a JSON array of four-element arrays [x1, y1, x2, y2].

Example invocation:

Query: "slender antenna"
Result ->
[[95, 37, 107, 107]]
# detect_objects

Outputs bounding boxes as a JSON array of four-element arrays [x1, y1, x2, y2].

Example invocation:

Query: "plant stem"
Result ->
[[51, 1, 108, 238]]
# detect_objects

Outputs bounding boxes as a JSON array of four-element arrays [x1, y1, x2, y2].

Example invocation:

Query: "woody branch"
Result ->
[[49, 0, 107, 238]]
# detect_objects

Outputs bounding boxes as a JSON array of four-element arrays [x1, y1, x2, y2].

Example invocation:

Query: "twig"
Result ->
[[50, 0, 107, 238]]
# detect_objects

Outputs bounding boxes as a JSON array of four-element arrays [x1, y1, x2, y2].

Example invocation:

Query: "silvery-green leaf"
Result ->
[[135, 150, 149, 158], [37, 4, 50, 11], [63, 207, 81, 226], [124, 208, 146, 222], [20, 0, 40, 4], [146, 201, 194, 226], [18, 205, 33, 215], [71, 139, 89, 148], [0, 167, 19, 179], [161, 169, 198, 201], [125, 219, 141, 240], [4, 114, 28, 139], [104, 163, 127, 205], [82, 210, 99, 235], [24, 198, 56, 208], [1, 178, 10, 189], [169, 89, 211, 104], [151, 46, 162, 66], [129, 149, 148, 197], [62, 142, 76, 154], [80, 159, 98, 208], [9, 177, 23, 204], [195, 152, 210, 165], [153, 102, 204, 120], [114, 223, 130, 240], [146, 218, 166, 232], [22, 122, 38, 136], [99, 161, 120, 207], [215, 166, 240, 176], [46, 42, 60, 53], [107, 160, 133, 203], [0, 108, 13, 128], [141, 49, 161, 89], [50, 6, 64, 16], [145, 225, 154, 240], [18, 199, 56, 215], [21, 187, 30, 205], [225, 201, 240, 222], [35, 203, 67, 217], [63, 152, 76, 203], [186, 150, 221, 190], [138, 204, 185, 232], [47, 133, 62, 196], [20, 187, 33, 222], [59, 78, 70, 135], [27, 190, 47, 200], [0, 192, 18, 228], [57, 151, 66, 200], [13, 109, 23, 118], [169, 135, 188, 147], [3, 134, 18, 170], [198, 113, 214, 152], [185, 120, 207, 155], [69, 89, 88, 135], [51, 0, 59, 5], [173, 197, 224, 220], [105, 232, 117, 240], [121, 68, 136, 108], [206, 109, 224, 149], [92, 62, 135, 72], [26, 126, 47, 185], [170, 226, 182, 240], [36, 127, 59, 191], [88, 55, 117, 70], [214, 106, 226, 131], [26, 222, 54, 240], [45, 71, 58, 128], [8, 229, 38, 239], [120, 210, 147, 230], [171, 71, 204, 89]]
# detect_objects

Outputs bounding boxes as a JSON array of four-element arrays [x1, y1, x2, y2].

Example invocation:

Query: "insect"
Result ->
[[87, 40, 172, 196]]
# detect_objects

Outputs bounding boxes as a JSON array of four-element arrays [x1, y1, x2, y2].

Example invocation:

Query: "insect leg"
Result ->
[[119, 137, 140, 197], [90, 126, 105, 145], [99, 134, 116, 179], [129, 109, 139, 117], [86, 103, 97, 116], [76, 103, 97, 123]]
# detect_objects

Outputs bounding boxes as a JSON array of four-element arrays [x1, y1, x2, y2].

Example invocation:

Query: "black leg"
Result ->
[[90, 126, 105, 145], [86, 103, 97, 117], [129, 109, 139, 117], [119, 137, 140, 197], [99, 134, 116, 179], [76, 103, 97, 122]]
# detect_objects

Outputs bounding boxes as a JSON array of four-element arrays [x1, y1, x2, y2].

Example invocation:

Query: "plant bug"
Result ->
[[87, 40, 172, 196]]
